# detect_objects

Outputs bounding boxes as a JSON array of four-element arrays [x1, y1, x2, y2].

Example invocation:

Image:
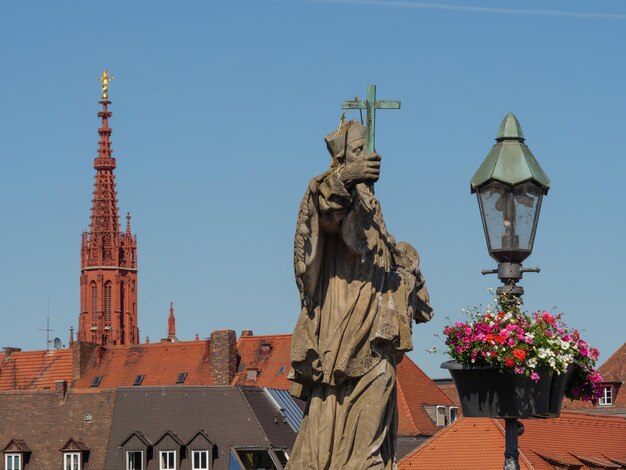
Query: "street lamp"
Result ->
[[471, 113, 551, 470], [471, 112, 550, 299]]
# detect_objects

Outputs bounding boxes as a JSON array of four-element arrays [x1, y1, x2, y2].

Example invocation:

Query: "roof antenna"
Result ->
[[37, 284, 55, 350]]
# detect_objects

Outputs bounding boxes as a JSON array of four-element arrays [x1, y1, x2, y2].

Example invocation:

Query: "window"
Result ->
[[176, 372, 188, 384], [233, 449, 281, 469], [91, 376, 102, 387], [436, 405, 446, 427], [192, 450, 209, 470], [449, 406, 459, 423], [64, 452, 81, 470], [90, 282, 98, 323], [160, 450, 176, 470], [5, 454, 21, 470], [599, 385, 613, 406], [104, 281, 112, 323], [277, 366, 285, 375], [126, 450, 143, 470], [133, 374, 145, 386]]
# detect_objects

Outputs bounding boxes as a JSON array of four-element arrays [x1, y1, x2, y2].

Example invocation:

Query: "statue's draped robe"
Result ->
[[287, 170, 431, 470]]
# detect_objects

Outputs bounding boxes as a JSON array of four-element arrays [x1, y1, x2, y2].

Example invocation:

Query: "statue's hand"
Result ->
[[340, 152, 381, 187]]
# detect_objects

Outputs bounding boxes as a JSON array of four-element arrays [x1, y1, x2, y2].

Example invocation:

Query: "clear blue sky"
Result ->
[[1, 0, 624, 378]]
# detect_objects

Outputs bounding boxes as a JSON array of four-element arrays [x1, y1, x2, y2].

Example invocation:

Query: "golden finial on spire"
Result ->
[[98, 69, 113, 100]]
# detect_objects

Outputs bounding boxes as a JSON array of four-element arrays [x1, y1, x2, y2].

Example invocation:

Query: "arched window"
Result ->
[[90, 282, 98, 324], [104, 281, 112, 324]]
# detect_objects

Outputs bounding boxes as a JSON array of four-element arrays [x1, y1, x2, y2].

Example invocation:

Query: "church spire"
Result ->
[[166, 302, 178, 342], [87, 74, 120, 266], [79, 71, 138, 346]]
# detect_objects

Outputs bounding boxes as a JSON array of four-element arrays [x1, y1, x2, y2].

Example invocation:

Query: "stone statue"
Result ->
[[287, 119, 433, 469]]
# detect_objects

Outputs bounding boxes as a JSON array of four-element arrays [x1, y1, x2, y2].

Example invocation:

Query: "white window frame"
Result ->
[[126, 450, 144, 470], [599, 385, 613, 406], [5, 453, 22, 470], [436, 405, 447, 427], [64, 452, 81, 470], [449, 406, 459, 423], [191, 449, 210, 470], [159, 450, 176, 470]]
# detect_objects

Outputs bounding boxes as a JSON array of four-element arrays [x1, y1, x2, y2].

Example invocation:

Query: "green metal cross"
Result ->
[[342, 84, 401, 154]]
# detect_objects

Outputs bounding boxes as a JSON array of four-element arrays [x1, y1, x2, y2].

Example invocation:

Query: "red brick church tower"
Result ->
[[78, 71, 138, 345]]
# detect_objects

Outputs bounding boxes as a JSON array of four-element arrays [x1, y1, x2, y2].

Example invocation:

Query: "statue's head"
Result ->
[[325, 120, 366, 166]]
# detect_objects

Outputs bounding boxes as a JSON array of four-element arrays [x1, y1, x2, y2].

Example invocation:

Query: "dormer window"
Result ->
[[191, 450, 210, 470], [436, 405, 446, 427], [3, 439, 31, 470], [63, 452, 81, 470], [126, 450, 143, 470], [5, 453, 22, 470], [599, 385, 613, 406], [187, 430, 215, 470], [159, 450, 176, 470], [120, 431, 152, 470], [60, 438, 89, 470]]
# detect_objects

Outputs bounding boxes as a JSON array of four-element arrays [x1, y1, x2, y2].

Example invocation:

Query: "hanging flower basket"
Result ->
[[439, 294, 603, 416], [441, 361, 575, 418]]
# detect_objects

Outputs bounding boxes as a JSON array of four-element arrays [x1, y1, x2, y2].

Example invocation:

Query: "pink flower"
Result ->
[[542, 311, 555, 324], [530, 372, 540, 382]]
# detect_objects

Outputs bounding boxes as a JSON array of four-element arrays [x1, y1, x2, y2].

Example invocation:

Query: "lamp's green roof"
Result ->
[[471, 113, 551, 192], [496, 112, 525, 141]]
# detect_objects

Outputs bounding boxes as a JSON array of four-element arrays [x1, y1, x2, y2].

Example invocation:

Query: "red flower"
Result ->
[[513, 349, 526, 361], [505, 358, 515, 367]]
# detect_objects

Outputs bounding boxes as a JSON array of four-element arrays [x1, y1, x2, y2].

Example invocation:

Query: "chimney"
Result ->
[[210, 330, 237, 385], [55, 380, 68, 400], [72, 341, 98, 381], [203, 339, 210, 363], [240, 330, 253, 337], [2, 347, 21, 359]]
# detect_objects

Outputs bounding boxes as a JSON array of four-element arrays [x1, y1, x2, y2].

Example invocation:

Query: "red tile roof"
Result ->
[[233, 334, 292, 389], [234, 334, 455, 436], [396, 356, 457, 436], [0, 349, 73, 390], [399, 416, 524, 470], [399, 413, 626, 470], [74, 340, 215, 388], [2, 333, 457, 437]]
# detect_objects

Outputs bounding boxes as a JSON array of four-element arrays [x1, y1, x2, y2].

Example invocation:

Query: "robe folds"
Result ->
[[287, 169, 432, 470]]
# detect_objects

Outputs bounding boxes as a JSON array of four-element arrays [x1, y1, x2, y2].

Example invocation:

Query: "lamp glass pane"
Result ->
[[477, 181, 543, 263]]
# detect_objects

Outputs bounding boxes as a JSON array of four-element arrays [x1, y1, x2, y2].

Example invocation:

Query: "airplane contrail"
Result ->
[[281, 0, 626, 20]]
